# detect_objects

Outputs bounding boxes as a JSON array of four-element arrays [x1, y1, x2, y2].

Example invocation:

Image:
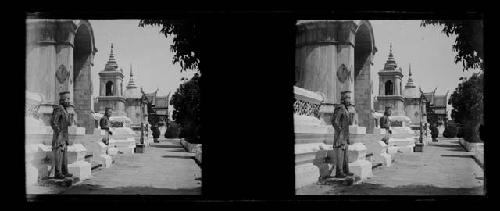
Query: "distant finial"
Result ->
[[409, 63, 412, 77], [130, 64, 133, 77], [389, 43, 392, 54]]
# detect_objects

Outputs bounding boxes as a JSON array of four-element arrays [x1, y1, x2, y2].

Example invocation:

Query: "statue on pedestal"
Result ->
[[380, 107, 392, 144], [100, 107, 113, 145], [50, 91, 74, 179], [331, 91, 354, 178]]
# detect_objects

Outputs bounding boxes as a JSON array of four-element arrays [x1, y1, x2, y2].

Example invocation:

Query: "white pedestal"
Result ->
[[295, 163, 320, 189], [349, 126, 366, 134], [117, 145, 135, 154], [348, 143, 367, 163], [26, 164, 38, 186], [68, 126, 86, 135], [68, 161, 91, 180], [381, 152, 392, 167], [373, 127, 386, 134], [95, 154, 112, 168], [388, 138, 415, 147], [348, 160, 373, 180], [107, 147, 119, 156], [388, 146, 398, 154], [397, 144, 415, 153]]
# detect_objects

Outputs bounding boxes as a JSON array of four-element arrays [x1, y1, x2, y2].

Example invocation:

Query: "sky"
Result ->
[[370, 20, 481, 118], [370, 20, 481, 97], [88, 20, 482, 117], [90, 20, 196, 99]]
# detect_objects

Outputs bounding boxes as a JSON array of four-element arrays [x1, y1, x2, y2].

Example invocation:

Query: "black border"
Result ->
[[13, 9, 493, 206]]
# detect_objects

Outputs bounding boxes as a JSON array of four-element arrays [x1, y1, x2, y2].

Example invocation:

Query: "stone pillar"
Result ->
[[296, 21, 358, 127], [394, 77, 400, 96], [54, 21, 76, 103], [26, 20, 58, 105], [100, 80, 105, 96]]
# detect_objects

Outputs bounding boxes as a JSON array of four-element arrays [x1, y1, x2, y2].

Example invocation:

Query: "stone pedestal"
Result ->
[[372, 127, 386, 134], [67, 144, 87, 164], [374, 141, 392, 167], [107, 147, 119, 156], [348, 143, 367, 163], [348, 160, 373, 180], [68, 160, 91, 180], [349, 125, 366, 134], [66, 144, 91, 180], [94, 154, 112, 168], [296, 163, 321, 189]]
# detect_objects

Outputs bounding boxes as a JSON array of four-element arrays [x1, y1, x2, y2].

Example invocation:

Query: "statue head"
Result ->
[[341, 91, 352, 106], [59, 91, 71, 108], [105, 107, 113, 117], [384, 107, 392, 116]]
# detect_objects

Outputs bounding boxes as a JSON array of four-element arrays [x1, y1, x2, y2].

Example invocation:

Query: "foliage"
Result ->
[[421, 20, 483, 71], [170, 73, 201, 143], [449, 73, 483, 142], [165, 121, 181, 138], [139, 20, 200, 72], [443, 123, 458, 138]]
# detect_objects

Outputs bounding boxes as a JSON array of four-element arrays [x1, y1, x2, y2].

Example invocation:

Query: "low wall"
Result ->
[[458, 138, 484, 168], [180, 139, 202, 166]]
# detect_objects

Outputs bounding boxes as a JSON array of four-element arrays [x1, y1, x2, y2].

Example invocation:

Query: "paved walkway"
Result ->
[[58, 138, 201, 195], [297, 138, 485, 195]]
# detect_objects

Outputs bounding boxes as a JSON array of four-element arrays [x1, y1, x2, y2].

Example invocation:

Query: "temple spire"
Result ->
[[127, 63, 137, 88], [105, 43, 118, 70], [406, 63, 415, 87], [409, 63, 412, 77], [383, 43, 397, 70]]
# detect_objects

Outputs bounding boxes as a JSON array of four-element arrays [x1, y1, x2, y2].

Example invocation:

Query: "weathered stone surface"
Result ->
[[68, 126, 86, 135], [94, 154, 112, 168], [348, 160, 373, 180], [107, 147, 119, 156], [388, 146, 398, 154], [388, 138, 415, 147], [349, 126, 366, 134], [117, 145, 135, 154], [397, 144, 415, 153], [348, 143, 367, 163], [26, 164, 39, 185], [68, 160, 91, 180], [296, 163, 320, 189], [381, 152, 392, 167]]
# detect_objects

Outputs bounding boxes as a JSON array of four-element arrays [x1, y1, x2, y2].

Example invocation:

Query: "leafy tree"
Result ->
[[139, 20, 201, 73], [421, 20, 483, 71], [449, 73, 483, 142], [170, 73, 201, 143]]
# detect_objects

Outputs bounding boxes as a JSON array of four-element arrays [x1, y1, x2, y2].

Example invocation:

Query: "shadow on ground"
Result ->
[[162, 154, 194, 159], [325, 183, 484, 195], [150, 145, 184, 149], [61, 183, 201, 195], [441, 154, 475, 158]]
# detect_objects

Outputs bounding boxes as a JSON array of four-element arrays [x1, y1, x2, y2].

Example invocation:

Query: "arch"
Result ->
[[106, 81, 114, 96], [354, 20, 376, 77], [72, 20, 96, 134], [353, 20, 376, 133], [385, 80, 394, 95]]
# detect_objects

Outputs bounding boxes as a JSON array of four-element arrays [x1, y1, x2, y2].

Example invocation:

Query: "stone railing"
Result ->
[[293, 86, 324, 119]]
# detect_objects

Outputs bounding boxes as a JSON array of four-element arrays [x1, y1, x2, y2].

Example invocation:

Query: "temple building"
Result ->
[[423, 89, 449, 133], [375, 44, 405, 116], [94, 44, 170, 128], [374, 45, 427, 128]]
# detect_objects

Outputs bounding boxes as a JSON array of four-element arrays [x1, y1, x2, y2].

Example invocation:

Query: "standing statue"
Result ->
[[380, 107, 392, 144], [331, 91, 354, 178], [50, 91, 74, 179], [100, 107, 113, 145]]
